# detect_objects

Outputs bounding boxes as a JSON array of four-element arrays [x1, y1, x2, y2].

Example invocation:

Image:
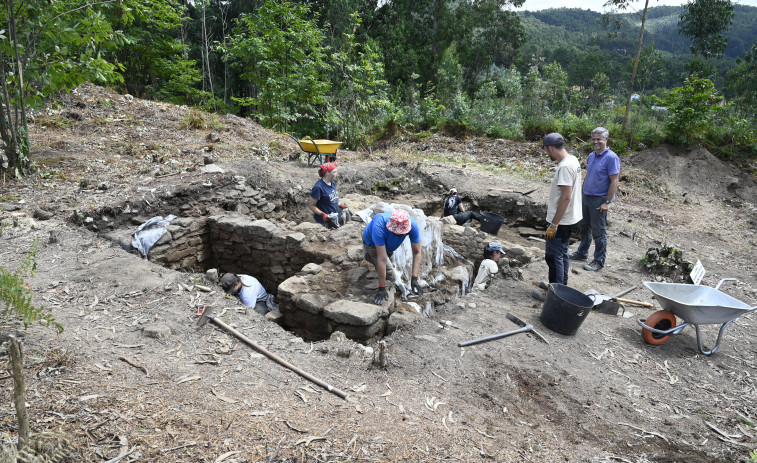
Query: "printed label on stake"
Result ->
[[689, 259, 705, 285]]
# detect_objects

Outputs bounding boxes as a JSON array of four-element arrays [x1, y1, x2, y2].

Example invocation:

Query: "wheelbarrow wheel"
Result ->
[[641, 310, 677, 345]]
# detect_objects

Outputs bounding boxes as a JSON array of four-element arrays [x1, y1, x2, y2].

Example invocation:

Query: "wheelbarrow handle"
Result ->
[[715, 278, 738, 291]]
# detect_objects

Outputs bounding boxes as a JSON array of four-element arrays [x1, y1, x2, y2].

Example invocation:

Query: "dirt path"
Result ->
[[1, 85, 756, 462]]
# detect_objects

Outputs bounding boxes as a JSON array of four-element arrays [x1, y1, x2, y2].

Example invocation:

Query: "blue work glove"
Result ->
[[373, 287, 388, 305], [411, 276, 423, 297]]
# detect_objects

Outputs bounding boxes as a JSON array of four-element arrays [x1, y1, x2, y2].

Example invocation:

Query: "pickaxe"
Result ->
[[196, 306, 347, 400], [458, 312, 549, 347]]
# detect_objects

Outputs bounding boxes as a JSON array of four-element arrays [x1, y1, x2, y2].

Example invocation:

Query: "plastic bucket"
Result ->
[[479, 211, 505, 235], [540, 283, 595, 335]]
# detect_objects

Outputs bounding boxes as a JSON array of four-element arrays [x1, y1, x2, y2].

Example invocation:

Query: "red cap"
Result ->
[[318, 162, 337, 176]]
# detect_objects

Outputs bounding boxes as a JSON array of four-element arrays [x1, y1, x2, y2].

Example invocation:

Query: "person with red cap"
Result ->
[[362, 209, 423, 305], [309, 162, 350, 229]]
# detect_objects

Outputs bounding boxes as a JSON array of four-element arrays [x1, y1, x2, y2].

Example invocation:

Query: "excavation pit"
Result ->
[[88, 175, 544, 343]]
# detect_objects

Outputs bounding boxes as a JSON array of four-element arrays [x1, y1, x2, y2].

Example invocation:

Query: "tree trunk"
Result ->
[[10, 337, 31, 451], [621, 0, 649, 136]]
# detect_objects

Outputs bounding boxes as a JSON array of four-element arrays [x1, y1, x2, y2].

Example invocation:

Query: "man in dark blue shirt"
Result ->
[[362, 209, 423, 305]]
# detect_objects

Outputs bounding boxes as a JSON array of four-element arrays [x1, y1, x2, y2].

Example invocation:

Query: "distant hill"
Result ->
[[517, 4, 757, 90], [521, 4, 756, 59]]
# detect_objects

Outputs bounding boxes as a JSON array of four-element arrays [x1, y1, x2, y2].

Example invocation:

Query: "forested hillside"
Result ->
[[1, 0, 755, 178], [520, 5, 757, 89]]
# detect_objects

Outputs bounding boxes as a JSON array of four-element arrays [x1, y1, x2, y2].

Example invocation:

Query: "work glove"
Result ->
[[545, 223, 558, 240], [411, 276, 424, 297], [339, 203, 347, 209], [327, 212, 341, 228], [373, 287, 388, 305], [321, 212, 329, 223]]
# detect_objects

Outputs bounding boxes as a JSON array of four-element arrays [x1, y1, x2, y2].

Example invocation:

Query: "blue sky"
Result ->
[[515, 0, 757, 13]]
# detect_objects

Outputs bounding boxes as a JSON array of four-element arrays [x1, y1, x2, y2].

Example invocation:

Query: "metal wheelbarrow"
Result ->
[[287, 133, 342, 167], [637, 279, 757, 355]]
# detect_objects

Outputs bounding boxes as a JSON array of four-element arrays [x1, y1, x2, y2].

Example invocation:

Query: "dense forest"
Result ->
[[1, 0, 755, 177]]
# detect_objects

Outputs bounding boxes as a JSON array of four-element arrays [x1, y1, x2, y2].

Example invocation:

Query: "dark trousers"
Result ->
[[452, 211, 482, 226], [545, 224, 573, 285], [575, 195, 608, 265]]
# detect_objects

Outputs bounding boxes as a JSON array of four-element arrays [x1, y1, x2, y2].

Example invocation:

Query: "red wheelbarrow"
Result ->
[[638, 279, 757, 355]]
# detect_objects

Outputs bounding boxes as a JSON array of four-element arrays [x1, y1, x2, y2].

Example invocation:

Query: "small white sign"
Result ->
[[690, 259, 706, 285]]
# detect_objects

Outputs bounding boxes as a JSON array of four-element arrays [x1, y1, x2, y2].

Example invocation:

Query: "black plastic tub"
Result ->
[[479, 211, 505, 235], [540, 283, 594, 335]]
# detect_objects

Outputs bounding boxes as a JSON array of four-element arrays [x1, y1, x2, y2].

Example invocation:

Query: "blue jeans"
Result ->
[[575, 195, 607, 265], [545, 224, 573, 285]]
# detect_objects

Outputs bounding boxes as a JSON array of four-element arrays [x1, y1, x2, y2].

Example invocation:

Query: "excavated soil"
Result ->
[[1, 84, 757, 463]]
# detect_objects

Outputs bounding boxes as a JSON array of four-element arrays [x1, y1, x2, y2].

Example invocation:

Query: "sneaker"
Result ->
[[538, 280, 549, 290], [584, 260, 603, 272], [570, 252, 588, 262], [531, 290, 545, 302]]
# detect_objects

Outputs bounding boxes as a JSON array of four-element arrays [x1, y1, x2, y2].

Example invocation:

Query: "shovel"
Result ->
[[488, 188, 536, 197], [586, 286, 654, 315]]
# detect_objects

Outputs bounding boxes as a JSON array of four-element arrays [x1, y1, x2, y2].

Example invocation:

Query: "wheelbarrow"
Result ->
[[637, 279, 757, 355], [287, 133, 342, 167]]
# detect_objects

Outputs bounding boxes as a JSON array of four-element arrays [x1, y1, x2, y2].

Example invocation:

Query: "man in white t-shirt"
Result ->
[[539, 133, 582, 294], [220, 273, 276, 315]]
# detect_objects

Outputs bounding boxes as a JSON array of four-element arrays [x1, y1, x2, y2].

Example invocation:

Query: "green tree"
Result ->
[[326, 12, 391, 147], [728, 43, 757, 111], [1, 239, 62, 333], [103, 0, 203, 105], [679, 0, 734, 59], [226, 0, 330, 132], [0, 0, 125, 176], [604, 0, 653, 135], [662, 76, 726, 145]]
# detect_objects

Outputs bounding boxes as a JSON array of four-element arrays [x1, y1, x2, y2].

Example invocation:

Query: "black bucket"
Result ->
[[540, 283, 595, 335], [479, 211, 505, 235]]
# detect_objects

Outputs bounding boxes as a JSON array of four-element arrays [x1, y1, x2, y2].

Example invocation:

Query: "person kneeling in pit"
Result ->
[[441, 188, 482, 226], [309, 162, 351, 229], [220, 273, 277, 315], [362, 209, 423, 305], [473, 242, 505, 291]]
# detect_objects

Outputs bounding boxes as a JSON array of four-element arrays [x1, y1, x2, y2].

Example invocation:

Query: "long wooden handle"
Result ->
[[615, 297, 654, 308], [210, 317, 347, 399]]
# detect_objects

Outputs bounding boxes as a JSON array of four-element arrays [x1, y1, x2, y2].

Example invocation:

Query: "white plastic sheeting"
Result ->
[[132, 214, 177, 259], [356, 202, 444, 299]]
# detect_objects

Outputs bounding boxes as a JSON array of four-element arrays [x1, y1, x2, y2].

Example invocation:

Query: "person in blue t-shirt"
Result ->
[[570, 127, 621, 272], [362, 209, 423, 305], [441, 188, 482, 225], [309, 162, 350, 229]]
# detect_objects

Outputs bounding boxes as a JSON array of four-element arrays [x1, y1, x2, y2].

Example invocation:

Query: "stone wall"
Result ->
[[149, 217, 211, 271], [206, 215, 325, 290]]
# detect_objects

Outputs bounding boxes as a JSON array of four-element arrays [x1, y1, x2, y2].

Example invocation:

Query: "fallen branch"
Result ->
[[618, 422, 668, 442], [161, 442, 197, 453], [118, 356, 148, 375], [104, 445, 137, 463]]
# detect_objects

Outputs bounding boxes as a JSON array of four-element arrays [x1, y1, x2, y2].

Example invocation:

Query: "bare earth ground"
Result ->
[[1, 84, 757, 462]]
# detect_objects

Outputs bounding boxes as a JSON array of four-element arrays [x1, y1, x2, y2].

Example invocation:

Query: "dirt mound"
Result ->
[[629, 144, 757, 204]]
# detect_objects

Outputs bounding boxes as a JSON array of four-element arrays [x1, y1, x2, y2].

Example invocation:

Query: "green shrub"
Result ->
[[1, 238, 63, 333]]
